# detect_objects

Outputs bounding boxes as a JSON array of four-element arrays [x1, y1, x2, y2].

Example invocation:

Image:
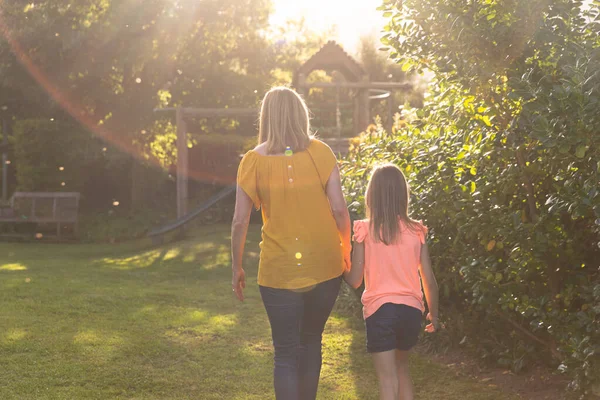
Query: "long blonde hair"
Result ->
[[258, 87, 312, 154], [365, 163, 421, 245]]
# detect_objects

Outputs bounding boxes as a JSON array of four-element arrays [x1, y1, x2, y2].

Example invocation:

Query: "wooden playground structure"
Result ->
[[154, 41, 413, 229], [294, 41, 412, 135], [0, 41, 413, 241]]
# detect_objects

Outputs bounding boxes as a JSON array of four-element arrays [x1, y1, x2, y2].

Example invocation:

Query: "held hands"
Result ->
[[232, 268, 246, 302], [424, 313, 441, 333], [343, 251, 351, 273], [342, 242, 352, 272]]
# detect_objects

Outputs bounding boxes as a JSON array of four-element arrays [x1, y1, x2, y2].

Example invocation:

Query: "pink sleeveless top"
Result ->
[[353, 219, 427, 319]]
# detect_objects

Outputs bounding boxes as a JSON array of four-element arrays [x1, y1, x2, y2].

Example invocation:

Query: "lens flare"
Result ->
[[0, 8, 238, 186]]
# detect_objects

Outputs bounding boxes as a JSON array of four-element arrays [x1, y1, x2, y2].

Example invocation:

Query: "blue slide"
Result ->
[[148, 184, 236, 244]]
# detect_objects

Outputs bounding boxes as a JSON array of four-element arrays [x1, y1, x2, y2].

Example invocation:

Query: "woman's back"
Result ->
[[237, 139, 344, 289]]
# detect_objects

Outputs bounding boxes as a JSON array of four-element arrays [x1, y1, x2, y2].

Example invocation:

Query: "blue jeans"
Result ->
[[259, 275, 342, 400]]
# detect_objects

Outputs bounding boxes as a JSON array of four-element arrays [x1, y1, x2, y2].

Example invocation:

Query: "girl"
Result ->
[[344, 163, 440, 400]]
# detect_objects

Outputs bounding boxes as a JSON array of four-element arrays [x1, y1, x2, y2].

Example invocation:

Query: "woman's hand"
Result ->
[[343, 248, 352, 272], [232, 268, 246, 302], [424, 313, 441, 333]]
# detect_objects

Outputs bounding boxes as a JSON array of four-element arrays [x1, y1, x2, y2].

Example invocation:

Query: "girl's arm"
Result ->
[[419, 241, 440, 331], [325, 165, 352, 270], [231, 185, 253, 302], [344, 241, 364, 289]]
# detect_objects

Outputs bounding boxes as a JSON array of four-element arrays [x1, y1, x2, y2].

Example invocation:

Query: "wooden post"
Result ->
[[176, 107, 188, 219], [353, 97, 360, 135], [356, 88, 370, 133], [356, 75, 371, 133], [386, 96, 394, 134], [296, 73, 307, 97], [52, 197, 57, 220]]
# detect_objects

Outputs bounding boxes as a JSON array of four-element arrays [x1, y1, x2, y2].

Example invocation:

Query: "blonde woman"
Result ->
[[231, 87, 351, 400]]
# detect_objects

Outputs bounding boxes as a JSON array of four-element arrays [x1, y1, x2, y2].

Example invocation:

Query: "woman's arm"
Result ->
[[325, 165, 351, 270], [419, 241, 440, 332], [344, 241, 364, 289], [231, 185, 253, 302]]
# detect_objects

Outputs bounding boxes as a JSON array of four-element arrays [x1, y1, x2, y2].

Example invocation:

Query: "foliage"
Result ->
[[356, 35, 425, 110], [0, 0, 274, 207], [80, 207, 173, 243], [11, 118, 174, 216], [342, 0, 600, 396], [11, 119, 101, 192]]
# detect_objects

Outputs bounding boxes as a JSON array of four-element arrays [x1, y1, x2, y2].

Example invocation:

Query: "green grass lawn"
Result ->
[[0, 225, 517, 399]]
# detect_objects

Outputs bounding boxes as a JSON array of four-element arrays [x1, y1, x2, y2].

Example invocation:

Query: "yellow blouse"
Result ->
[[237, 139, 344, 289]]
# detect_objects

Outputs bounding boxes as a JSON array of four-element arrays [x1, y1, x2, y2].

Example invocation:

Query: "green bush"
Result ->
[[342, 1, 600, 395], [12, 119, 101, 192]]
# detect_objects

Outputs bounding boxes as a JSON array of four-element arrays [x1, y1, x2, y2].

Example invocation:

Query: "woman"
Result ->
[[231, 86, 351, 400]]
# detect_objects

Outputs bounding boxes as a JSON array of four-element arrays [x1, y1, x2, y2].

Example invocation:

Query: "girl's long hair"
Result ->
[[258, 87, 312, 154], [365, 163, 421, 245]]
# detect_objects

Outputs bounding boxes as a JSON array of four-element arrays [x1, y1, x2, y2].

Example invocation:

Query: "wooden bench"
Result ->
[[0, 192, 80, 238]]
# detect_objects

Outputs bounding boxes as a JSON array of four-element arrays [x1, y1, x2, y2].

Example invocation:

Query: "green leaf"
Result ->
[[401, 61, 413, 72], [576, 145, 587, 158]]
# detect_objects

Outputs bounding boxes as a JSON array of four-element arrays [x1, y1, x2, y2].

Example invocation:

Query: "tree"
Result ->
[[0, 0, 272, 207], [344, 0, 600, 394]]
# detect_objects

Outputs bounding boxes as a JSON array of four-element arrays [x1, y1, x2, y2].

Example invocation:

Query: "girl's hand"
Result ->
[[232, 268, 246, 302], [425, 313, 441, 333]]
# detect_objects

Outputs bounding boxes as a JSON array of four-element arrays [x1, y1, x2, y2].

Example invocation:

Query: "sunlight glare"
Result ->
[[0, 263, 27, 271], [270, 0, 386, 53], [5, 329, 27, 341]]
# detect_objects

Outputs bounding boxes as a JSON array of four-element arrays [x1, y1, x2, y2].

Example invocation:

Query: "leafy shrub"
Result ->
[[11, 119, 176, 234], [11, 119, 102, 192], [80, 208, 172, 243], [342, 1, 600, 395]]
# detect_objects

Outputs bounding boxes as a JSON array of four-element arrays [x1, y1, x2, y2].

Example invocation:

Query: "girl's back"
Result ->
[[343, 163, 440, 400], [353, 219, 427, 319]]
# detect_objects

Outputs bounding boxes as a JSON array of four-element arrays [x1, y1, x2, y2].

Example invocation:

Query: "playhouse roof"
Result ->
[[295, 40, 367, 83]]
